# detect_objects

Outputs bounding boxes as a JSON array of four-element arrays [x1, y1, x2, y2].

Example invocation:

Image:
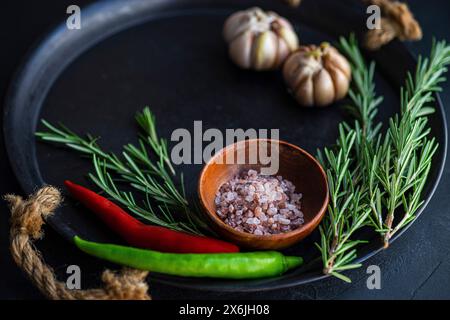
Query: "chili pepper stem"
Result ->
[[285, 256, 303, 271]]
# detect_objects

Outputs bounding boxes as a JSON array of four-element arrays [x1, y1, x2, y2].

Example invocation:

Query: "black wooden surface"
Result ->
[[1, 0, 450, 299]]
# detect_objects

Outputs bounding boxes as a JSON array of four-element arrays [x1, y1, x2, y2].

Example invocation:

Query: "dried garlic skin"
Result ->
[[283, 43, 351, 107], [223, 7, 299, 70]]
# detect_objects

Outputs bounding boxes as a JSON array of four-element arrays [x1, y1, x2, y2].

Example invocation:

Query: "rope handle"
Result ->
[[4, 186, 151, 300]]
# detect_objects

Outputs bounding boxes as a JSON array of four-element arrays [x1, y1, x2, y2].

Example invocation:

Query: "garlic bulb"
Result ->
[[223, 7, 299, 70], [283, 43, 351, 107]]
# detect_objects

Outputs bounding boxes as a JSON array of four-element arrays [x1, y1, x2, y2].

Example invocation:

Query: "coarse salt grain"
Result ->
[[215, 169, 304, 235]]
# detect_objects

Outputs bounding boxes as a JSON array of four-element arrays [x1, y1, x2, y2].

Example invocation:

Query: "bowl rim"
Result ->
[[198, 138, 329, 241]]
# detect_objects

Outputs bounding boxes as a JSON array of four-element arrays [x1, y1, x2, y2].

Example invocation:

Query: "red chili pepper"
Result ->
[[64, 180, 239, 254]]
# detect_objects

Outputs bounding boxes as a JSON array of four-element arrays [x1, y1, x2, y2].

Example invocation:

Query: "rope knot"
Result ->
[[4, 186, 61, 239]]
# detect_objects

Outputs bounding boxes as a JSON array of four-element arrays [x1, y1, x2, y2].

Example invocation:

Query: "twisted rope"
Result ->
[[4, 186, 151, 300]]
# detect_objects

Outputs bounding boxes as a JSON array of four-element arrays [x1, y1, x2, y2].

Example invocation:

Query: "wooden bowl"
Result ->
[[198, 139, 329, 250]]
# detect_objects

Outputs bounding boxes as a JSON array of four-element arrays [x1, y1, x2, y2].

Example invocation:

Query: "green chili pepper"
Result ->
[[74, 236, 303, 279]]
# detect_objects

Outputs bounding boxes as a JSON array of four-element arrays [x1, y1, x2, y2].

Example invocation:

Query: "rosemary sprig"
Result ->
[[36, 118, 185, 207], [340, 34, 383, 140], [36, 107, 204, 235], [315, 35, 381, 282], [317, 36, 450, 281], [135, 107, 176, 176], [316, 126, 371, 283], [377, 40, 450, 246]]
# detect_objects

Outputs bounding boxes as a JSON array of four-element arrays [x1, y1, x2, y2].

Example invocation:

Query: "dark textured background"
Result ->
[[1, 0, 450, 299]]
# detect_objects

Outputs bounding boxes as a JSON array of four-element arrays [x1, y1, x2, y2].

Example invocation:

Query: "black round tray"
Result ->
[[3, 0, 447, 292]]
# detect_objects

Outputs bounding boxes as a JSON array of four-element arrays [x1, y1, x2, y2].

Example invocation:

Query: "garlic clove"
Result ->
[[313, 69, 335, 107], [276, 38, 290, 68], [277, 27, 299, 51], [283, 52, 303, 86], [294, 76, 315, 107], [326, 65, 350, 100], [326, 48, 352, 80], [223, 11, 253, 43], [276, 16, 295, 31], [291, 64, 313, 91], [229, 31, 253, 69], [271, 16, 298, 52], [252, 31, 278, 70]]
